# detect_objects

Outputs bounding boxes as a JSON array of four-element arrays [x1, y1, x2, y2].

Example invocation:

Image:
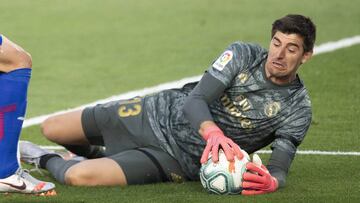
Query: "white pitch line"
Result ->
[[313, 35, 360, 55], [256, 150, 360, 156], [23, 35, 360, 128], [40, 146, 360, 156]]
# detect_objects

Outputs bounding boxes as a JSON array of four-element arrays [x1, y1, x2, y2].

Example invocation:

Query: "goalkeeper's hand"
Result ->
[[200, 125, 243, 164], [241, 154, 278, 195]]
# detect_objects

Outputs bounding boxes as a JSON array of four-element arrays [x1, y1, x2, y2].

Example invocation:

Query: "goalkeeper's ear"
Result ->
[[252, 154, 262, 167]]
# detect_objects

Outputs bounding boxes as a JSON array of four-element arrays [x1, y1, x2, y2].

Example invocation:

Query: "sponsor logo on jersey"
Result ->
[[237, 73, 248, 84], [221, 94, 254, 129], [264, 102, 281, 117], [213, 50, 233, 71]]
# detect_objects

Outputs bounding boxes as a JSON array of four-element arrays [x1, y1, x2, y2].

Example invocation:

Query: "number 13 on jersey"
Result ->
[[118, 98, 142, 117]]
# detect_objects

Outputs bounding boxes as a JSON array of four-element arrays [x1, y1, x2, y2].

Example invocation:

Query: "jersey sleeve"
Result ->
[[207, 42, 264, 87], [273, 105, 312, 150], [183, 73, 227, 130], [268, 105, 311, 187]]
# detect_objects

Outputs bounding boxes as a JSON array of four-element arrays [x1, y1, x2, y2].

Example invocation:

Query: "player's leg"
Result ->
[[42, 96, 155, 159], [66, 98, 188, 184], [0, 33, 32, 177], [0, 34, 32, 73], [41, 110, 88, 145], [20, 141, 186, 186], [22, 94, 187, 186], [20, 140, 126, 186], [42, 99, 145, 160], [0, 34, 55, 194], [64, 147, 187, 185], [64, 158, 127, 186], [41, 110, 107, 159]]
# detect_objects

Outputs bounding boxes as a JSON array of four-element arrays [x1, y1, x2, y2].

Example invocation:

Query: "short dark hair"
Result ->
[[272, 14, 316, 53]]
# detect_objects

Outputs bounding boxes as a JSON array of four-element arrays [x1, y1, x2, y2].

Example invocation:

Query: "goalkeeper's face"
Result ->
[[265, 31, 313, 85]]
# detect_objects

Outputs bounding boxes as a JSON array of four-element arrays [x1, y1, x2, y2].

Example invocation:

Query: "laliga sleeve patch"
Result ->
[[212, 50, 233, 71]]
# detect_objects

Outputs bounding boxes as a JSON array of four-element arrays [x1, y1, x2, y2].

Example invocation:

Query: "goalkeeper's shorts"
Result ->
[[81, 98, 187, 184]]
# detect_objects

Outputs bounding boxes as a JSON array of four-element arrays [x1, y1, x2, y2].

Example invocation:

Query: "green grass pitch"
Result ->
[[1, 0, 360, 202]]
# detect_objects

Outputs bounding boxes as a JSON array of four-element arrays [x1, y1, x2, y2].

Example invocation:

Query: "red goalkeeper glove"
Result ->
[[242, 162, 278, 195], [200, 125, 243, 164]]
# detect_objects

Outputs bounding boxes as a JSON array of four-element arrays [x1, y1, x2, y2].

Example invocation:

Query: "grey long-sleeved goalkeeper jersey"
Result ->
[[144, 42, 312, 180]]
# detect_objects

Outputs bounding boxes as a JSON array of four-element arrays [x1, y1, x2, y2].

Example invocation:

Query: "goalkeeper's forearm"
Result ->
[[183, 72, 226, 130], [267, 147, 295, 188]]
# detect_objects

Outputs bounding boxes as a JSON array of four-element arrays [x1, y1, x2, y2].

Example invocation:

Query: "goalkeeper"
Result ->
[[20, 14, 316, 195]]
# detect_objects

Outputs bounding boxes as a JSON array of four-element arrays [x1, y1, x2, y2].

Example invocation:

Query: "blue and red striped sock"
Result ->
[[0, 68, 31, 178]]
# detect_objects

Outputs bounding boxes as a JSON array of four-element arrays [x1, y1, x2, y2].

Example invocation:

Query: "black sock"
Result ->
[[40, 155, 80, 184], [63, 144, 106, 159], [39, 154, 61, 169]]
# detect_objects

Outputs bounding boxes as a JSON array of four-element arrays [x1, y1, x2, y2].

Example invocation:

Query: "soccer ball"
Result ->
[[200, 149, 250, 195]]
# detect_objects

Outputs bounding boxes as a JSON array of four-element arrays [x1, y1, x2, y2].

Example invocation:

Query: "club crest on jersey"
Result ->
[[264, 102, 281, 117], [213, 50, 233, 71]]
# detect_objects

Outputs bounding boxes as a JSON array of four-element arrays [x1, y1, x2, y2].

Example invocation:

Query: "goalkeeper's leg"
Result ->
[[21, 142, 186, 186], [20, 140, 125, 186], [65, 147, 187, 185], [41, 110, 90, 145], [42, 110, 106, 159]]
